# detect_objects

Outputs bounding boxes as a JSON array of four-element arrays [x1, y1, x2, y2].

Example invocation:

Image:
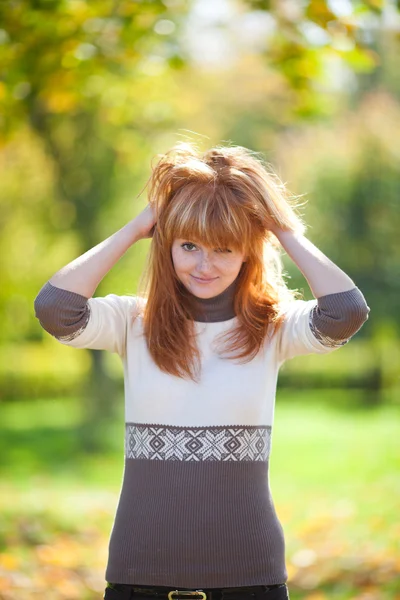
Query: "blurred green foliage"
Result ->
[[0, 397, 399, 599], [0, 6, 398, 600], [0, 0, 399, 445]]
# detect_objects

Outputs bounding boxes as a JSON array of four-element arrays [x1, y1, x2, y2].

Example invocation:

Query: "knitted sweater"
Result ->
[[34, 280, 370, 588]]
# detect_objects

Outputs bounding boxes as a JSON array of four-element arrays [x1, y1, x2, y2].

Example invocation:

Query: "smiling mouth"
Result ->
[[191, 275, 218, 282]]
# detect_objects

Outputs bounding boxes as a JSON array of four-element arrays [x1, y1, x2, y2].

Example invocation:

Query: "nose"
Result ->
[[197, 251, 215, 275]]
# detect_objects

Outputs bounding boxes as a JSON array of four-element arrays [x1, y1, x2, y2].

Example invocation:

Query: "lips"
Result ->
[[192, 275, 218, 283]]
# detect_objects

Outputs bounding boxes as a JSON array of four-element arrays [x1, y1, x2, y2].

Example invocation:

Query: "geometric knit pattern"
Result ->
[[125, 424, 272, 462], [32, 280, 371, 588]]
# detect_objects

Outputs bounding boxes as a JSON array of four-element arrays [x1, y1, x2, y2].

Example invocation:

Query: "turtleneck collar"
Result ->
[[182, 275, 239, 323]]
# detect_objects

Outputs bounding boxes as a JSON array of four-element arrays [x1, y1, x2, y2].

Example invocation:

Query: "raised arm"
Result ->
[[271, 226, 370, 361], [47, 203, 156, 297], [34, 204, 156, 349], [271, 226, 359, 298]]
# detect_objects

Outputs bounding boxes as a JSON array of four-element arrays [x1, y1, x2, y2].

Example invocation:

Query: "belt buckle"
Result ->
[[168, 591, 207, 600]]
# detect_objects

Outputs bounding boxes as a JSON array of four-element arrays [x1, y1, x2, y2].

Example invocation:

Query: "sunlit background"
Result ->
[[0, 1, 399, 599]]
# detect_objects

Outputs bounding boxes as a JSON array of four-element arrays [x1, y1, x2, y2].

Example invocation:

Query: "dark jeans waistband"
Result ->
[[109, 584, 286, 591], [104, 583, 289, 600]]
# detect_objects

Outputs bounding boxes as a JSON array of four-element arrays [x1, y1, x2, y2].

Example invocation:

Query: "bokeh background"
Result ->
[[0, 1, 399, 599]]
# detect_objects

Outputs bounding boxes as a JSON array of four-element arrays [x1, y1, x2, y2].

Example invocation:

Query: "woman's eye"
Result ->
[[181, 243, 231, 253], [181, 242, 197, 251]]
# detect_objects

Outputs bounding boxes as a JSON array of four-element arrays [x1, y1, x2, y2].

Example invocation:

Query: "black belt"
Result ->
[[105, 583, 287, 600]]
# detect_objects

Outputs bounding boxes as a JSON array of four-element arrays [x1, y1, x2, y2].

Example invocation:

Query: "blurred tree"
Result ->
[[0, 0, 189, 450], [273, 88, 400, 404], [244, 0, 387, 117], [0, 0, 397, 444]]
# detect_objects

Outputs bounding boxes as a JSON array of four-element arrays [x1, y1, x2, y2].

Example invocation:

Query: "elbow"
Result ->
[[342, 290, 371, 329], [314, 287, 371, 341], [33, 284, 64, 336], [340, 302, 370, 338], [33, 281, 90, 338], [34, 282, 55, 325], [357, 301, 370, 324]]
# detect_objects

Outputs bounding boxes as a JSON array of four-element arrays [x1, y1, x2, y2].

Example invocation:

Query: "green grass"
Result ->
[[272, 392, 399, 492], [0, 392, 399, 599]]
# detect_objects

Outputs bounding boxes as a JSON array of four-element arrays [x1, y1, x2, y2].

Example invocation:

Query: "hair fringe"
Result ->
[[133, 139, 307, 382]]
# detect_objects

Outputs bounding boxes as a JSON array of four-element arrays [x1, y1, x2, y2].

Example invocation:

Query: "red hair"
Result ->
[[135, 140, 307, 382]]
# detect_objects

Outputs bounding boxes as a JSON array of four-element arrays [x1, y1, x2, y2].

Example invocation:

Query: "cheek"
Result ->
[[171, 248, 179, 271], [172, 250, 193, 271], [219, 256, 243, 272]]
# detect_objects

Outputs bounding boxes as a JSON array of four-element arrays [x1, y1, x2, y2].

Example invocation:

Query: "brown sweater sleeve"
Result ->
[[310, 286, 370, 347], [34, 281, 91, 341], [34, 281, 370, 349]]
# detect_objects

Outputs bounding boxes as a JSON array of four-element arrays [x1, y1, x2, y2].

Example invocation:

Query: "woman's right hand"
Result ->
[[135, 203, 157, 240]]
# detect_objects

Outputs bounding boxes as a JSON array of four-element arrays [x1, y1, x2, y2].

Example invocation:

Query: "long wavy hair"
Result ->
[[135, 140, 307, 382]]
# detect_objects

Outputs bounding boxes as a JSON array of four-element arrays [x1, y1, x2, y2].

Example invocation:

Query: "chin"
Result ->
[[194, 289, 219, 297], [190, 282, 226, 299], [179, 275, 227, 296]]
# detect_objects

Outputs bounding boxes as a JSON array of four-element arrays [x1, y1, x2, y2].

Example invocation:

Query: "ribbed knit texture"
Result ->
[[106, 459, 286, 587], [34, 281, 90, 339], [33, 278, 370, 588], [312, 287, 370, 341], [180, 277, 238, 322], [34, 281, 370, 339]]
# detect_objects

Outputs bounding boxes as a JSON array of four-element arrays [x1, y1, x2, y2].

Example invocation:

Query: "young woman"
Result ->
[[34, 142, 370, 600]]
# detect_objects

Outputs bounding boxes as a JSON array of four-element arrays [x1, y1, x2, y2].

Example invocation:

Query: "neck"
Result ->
[[182, 276, 239, 323]]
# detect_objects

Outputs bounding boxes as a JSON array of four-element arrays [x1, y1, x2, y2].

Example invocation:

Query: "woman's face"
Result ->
[[171, 238, 246, 299]]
